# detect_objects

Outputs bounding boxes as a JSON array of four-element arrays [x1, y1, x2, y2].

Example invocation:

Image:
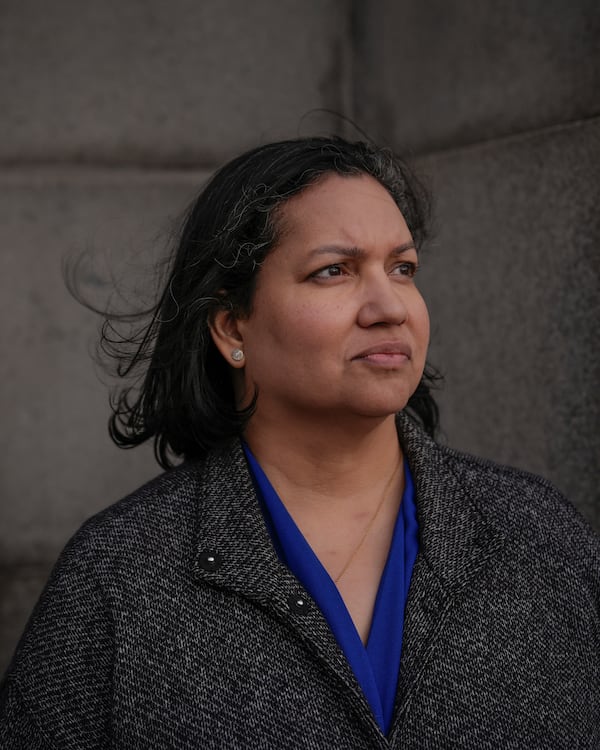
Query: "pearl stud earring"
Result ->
[[231, 348, 244, 362]]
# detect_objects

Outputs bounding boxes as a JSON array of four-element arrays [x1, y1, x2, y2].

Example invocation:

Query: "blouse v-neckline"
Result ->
[[242, 444, 419, 735]]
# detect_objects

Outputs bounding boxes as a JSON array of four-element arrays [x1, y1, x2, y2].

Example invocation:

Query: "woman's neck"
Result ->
[[243, 412, 402, 504], [244, 411, 405, 643]]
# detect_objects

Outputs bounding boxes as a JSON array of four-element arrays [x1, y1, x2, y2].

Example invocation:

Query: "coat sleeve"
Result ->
[[0, 531, 115, 749], [0, 677, 51, 749]]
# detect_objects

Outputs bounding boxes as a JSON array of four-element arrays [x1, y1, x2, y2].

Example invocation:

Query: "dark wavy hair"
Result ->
[[79, 136, 441, 468]]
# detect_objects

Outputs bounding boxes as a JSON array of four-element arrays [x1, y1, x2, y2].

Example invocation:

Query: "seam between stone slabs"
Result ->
[[412, 112, 600, 161]]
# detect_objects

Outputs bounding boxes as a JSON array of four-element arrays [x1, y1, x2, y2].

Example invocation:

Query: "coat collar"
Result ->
[[191, 413, 501, 588], [395, 411, 504, 590], [190, 438, 385, 739], [190, 412, 505, 740], [389, 413, 505, 738]]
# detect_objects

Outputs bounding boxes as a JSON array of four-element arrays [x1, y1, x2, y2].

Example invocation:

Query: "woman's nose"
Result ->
[[356, 273, 409, 328]]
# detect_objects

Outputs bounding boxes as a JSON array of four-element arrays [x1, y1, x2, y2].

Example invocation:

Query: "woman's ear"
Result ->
[[209, 308, 246, 368]]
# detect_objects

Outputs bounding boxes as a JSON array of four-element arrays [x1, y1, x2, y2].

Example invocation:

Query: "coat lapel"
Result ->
[[390, 413, 505, 738], [190, 441, 386, 740]]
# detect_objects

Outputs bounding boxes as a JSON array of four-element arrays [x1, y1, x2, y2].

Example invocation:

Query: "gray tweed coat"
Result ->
[[1, 414, 599, 749]]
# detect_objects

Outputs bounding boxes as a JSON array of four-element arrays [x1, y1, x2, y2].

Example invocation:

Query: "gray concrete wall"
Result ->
[[354, 0, 600, 153], [1, 1, 598, 671]]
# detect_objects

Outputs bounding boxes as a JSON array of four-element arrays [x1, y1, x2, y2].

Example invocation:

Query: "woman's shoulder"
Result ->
[[52, 439, 249, 586], [399, 414, 592, 535], [435, 440, 600, 568], [0, 453, 236, 747], [71, 460, 206, 556], [3, 450, 240, 682]]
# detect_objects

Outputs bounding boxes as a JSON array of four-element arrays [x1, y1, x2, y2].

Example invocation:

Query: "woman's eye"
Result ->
[[311, 264, 345, 279], [392, 261, 419, 278]]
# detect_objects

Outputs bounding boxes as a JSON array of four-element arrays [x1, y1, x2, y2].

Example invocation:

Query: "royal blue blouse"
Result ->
[[243, 445, 419, 735]]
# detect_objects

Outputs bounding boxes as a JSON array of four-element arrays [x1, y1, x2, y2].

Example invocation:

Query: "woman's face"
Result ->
[[226, 173, 430, 427]]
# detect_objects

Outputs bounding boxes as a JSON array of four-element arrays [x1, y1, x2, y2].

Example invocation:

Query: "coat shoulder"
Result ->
[[59, 460, 206, 570], [436, 442, 600, 571]]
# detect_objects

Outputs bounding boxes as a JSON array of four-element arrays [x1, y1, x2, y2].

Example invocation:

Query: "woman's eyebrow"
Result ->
[[390, 242, 416, 255], [307, 241, 415, 259]]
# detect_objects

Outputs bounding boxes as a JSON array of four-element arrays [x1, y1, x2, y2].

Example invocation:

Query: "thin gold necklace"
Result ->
[[333, 454, 402, 584]]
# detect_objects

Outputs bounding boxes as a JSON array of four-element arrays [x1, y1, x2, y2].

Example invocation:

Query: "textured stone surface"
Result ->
[[0, 168, 208, 562], [354, 0, 600, 153], [0, 0, 348, 165], [415, 118, 600, 530]]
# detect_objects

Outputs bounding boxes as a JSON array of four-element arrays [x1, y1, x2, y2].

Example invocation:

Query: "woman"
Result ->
[[1, 137, 598, 749]]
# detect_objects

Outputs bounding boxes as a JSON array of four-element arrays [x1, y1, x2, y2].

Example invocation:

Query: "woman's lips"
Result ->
[[358, 352, 410, 365], [351, 342, 412, 367]]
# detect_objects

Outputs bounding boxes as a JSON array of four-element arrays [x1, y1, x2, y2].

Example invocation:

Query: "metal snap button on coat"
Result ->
[[288, 593, 309, 614], [198, 551, 223, 571]]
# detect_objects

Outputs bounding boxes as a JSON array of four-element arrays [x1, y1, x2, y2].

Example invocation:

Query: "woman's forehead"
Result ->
[[275, 173, 411, 247]]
